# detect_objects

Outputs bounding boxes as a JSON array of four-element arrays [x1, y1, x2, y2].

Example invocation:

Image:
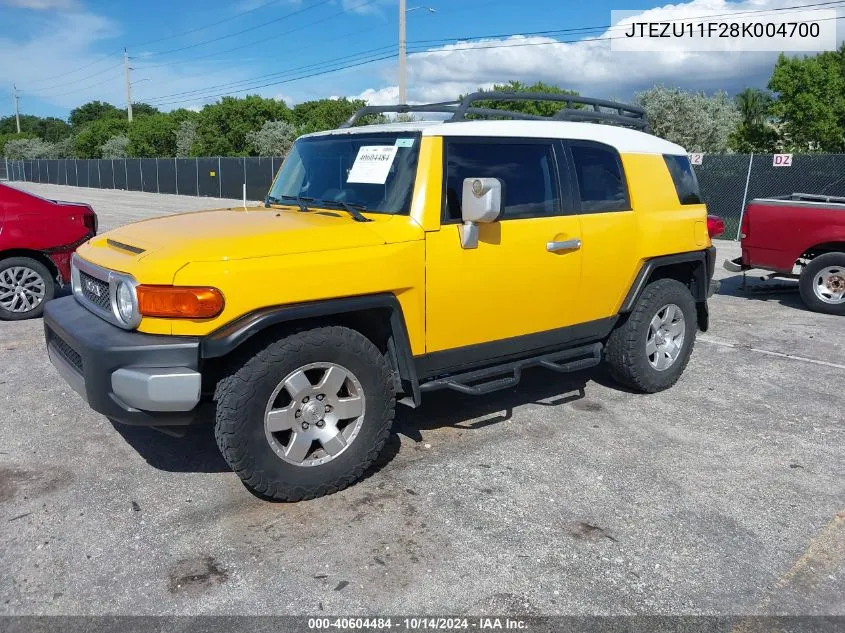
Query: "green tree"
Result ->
[[175, 119, 199, 157], [292, 98, 366, 134], [768, 49, 845, 151], [3, 137, 55, 159], [633, 85, 741, 153], [246, 120, 298, 156], [728, 88, 780, 153], [127, 113, 178, 157], [73, 118, 130, 158], [0, 132, 35, 155], [69, 101, 123, 128], [0, 115, 71, 141], [130, 102, 160, 119], [101, 135, 129, 159], [195, 95, 291, 156], [469, 81, 580, 117]]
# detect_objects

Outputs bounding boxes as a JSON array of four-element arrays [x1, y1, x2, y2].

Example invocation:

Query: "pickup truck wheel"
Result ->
[[0, 257, 55, 321], [606, 278, 696, 393], [799, 253, 845, 315], [214, 326, 395, 501]]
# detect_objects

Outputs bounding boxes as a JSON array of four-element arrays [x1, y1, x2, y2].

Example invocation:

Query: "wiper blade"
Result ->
[[266, 194, 313, 213], [314, 199, 372, 223]]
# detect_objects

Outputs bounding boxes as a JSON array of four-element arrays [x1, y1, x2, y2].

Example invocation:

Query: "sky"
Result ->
[[1, 0, 843, 120]]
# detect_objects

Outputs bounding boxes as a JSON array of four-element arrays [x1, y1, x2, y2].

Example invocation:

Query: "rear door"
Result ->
[[565, 140, 638, 324]]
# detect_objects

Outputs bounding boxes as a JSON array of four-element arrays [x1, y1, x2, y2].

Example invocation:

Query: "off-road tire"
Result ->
[[605, 278, 697, 393], [214, 326, 395, 501], [0, 256, 55, 321], [798, 252, 845, 316]]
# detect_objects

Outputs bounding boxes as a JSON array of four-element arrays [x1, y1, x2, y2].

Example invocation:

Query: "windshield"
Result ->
[[268, 132, 421, 215]]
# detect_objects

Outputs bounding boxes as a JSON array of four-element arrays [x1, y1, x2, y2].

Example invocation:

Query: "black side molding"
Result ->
[[620, 249, 713, 313], [201, 293, 421, 406]]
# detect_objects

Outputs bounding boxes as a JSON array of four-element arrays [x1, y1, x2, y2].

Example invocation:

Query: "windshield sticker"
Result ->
[[395, 138, 415, 148], [347, 146, 398, 184]]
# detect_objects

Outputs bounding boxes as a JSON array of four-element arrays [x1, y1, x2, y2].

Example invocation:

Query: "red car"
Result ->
[[724, 193, 845, 315], [0, 183, 97, 320]]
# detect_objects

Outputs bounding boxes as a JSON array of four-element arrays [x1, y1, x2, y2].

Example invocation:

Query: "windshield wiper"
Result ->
[[266, 194, 313, 213], [314, 199, 372, 223]]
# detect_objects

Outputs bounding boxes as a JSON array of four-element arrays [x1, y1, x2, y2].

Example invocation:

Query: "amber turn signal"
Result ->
[[136, 285, 224, 319]]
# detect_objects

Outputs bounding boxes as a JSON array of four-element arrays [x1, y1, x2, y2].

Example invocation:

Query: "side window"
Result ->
[[570, 143, 630, 213], [444, 141, 561, 221], [663, 154, 702, 205]]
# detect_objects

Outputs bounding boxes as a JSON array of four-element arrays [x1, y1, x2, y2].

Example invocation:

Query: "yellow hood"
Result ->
[[85, 205, 417, 260]]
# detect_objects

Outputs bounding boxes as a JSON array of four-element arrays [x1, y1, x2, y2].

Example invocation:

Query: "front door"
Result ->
[[425, 138, 583, 359]]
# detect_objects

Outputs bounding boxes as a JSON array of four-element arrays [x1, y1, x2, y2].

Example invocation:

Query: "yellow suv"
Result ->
[[43, 93, 717, 501]]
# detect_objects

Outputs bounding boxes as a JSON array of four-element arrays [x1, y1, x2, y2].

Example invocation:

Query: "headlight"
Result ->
[[115, 281, 136, 324]]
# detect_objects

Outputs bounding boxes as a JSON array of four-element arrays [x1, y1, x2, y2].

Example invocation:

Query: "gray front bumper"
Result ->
[[44, 296, 206, 427]]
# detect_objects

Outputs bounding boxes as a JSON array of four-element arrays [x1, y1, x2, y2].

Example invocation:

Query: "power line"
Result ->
[[133, 0, 381, 70], [142, 45, 397, 104], [145, 49, 399, 106], [18, 0, 292, 86], [138, 0, 336, 58], [128, 0, 287, 49], [140, 1, 845, 107], [20, 61, 124, 93]]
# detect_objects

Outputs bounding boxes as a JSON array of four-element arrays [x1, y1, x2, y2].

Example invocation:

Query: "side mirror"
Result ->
[[459, 178, 504, 249]]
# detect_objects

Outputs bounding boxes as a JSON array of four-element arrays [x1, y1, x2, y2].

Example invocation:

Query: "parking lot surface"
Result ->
[[1, 183, 843, 616]]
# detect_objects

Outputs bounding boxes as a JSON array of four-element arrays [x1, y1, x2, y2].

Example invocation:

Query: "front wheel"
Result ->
[[799, 252, 845, 315], [0, 257, 55, 321], [605, 278, 697, 393], [214, 326, 395, 501]]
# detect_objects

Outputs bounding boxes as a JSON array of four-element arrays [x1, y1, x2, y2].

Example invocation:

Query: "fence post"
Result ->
[[140, 159, 144, 193], [218, 156, 222, 198], [175, 158, 179, 195], [195, 157, 199, 197], [46, 159, 50, 184], [156, 158, 160, 194], [97, 159, 102, 188], [736, 153, 754, 240], [124, 159, 128, 191]]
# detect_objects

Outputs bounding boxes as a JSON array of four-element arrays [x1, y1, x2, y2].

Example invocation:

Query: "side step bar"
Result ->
[[419, 343, 602, 396]]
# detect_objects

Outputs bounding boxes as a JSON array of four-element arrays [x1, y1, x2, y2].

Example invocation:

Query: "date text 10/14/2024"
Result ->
[[307, 617, 529, 630]]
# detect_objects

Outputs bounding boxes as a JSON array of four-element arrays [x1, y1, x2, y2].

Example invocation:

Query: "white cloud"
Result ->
[[1, 0, 76, 8], [353, 0, 844, 107], [0, 5, 266, 115]]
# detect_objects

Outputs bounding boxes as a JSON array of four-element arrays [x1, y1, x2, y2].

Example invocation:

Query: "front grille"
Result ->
[[79, 271, 110, 311], [48, 330, 83, 374]]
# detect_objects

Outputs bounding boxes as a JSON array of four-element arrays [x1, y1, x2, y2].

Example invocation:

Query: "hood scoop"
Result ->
[[107, 239, 146, 255]]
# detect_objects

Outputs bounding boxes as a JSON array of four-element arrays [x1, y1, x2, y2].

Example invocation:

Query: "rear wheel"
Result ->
[[214, 326, 395, 501], [606, 278, 697, 393], [0, 257, 55, 321], [799, 252, 845, 315]]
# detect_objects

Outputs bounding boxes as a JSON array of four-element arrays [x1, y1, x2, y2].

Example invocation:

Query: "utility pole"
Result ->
[[124, 48, 133, 122], [13, 84, 21, 134], [398, 0, 407, 105]]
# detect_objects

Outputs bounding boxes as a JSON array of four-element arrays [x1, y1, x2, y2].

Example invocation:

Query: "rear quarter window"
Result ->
[[663, 154, 702, 205]]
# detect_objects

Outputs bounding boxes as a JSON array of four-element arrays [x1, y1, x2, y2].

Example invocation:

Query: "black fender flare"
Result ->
[[620, 248, 715, 330], [200, 293, 421, 406]]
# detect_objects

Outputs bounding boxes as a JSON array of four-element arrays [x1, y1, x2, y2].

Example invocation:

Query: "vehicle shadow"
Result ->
[[717, 273, 807, 311], [110, 366, 596, 477]]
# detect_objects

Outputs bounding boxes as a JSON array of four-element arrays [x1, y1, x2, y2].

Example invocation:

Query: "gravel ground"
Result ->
[[1, 183, 842, 617]]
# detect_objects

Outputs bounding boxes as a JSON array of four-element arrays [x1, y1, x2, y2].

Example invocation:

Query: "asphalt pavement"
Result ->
[[1, 183, 842, 616]]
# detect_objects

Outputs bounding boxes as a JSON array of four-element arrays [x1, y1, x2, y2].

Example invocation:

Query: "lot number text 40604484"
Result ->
[[307, 617, 529, 630]]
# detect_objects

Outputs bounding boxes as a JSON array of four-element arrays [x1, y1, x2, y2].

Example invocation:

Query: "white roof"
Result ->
[[300, 120, 686, 156]]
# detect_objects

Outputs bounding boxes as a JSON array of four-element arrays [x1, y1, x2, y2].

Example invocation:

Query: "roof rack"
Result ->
[[340, 91, 650, 131]]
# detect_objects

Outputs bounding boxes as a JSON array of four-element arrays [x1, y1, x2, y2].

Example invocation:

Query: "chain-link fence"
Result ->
[[0, 158, 9, 181], [7, 154, 845, 240], [4, 157, 286, 202]]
